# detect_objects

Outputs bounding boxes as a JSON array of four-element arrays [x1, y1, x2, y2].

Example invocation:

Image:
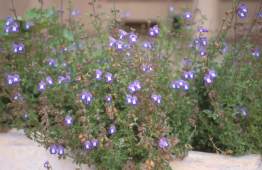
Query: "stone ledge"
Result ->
[[0, 130, 261, 170]]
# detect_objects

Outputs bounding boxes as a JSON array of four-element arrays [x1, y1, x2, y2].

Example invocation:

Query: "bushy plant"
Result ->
[[0, 0, 261, 169]]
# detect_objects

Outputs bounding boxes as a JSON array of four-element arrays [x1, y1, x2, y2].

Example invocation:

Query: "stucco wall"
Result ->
[[0, 0, 261, 36]]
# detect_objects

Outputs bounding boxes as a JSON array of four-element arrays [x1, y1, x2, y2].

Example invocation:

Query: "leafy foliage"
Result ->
[[0, 1, 261, 170]]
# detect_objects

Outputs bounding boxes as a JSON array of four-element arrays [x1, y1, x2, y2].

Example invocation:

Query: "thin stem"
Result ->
[[244, 0, 262, 39], [59, 0, 64, 24], [39, 0, 44, 11], [112, 0, 118, 28], [208, 135, 225, 154], [10, 0, 17, 19], [232, 0, 240, 47]]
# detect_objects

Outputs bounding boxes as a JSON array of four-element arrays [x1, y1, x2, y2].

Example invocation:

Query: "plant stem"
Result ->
[[60, 0, 64, 24], [244, 0, 262, 39], [10, 0, 17, 20], [39, 0, 44, 11]]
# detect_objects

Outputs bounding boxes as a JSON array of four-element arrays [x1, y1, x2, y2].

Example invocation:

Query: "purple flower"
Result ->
[[38, 80, 46, 92], [108, 124, 117, 135], [105, 72, 113, 83], [12, 43, 25, 54], [182, 81, 190, 91], [6, 74, 20, 86], [61, 47, 68, 53], [171, 80, 189, 91], [83, 140, 92, 150], [64, 115, 73, 126], [6, 74, 17, 85], [128, 80, 142, 93], [239, 107, 248, 117], [58, 76, 66, 84], [95, 69, 103, 80], [204, 74, 213, 84], [4, 16, 19, 33], [183, 71, 194, 80], [80, 91, 93, 105], [13, 92, 23, 101], [151, 94, 162, 104], [123, 43, 131, 50], [46, 76, 54, 86], [25, 21, 33, 30], [13, 74, 20, 83], [141, 64, 153, 73], [257, 11, 262, 18], [58, 74, 71, 84], [158, 137, 169, 149], [221, 42, 228, 54], [149, 25, 160, 37], [47, 58, 57, 68], [119, 29, 128, 40], [183, 11, 192, 20], [4, 26, 10, 33], [251, 48, 260, 59], [109, 36, 116, 48], [199, 37, 208, 46], [5, 16, 15, 26], [49, 144, 57, 154], [115, 41, 124, 50], [237, 4, 248, 19], [91, 139, 99, 148], [208, 69, 217, 78], [170, 80, 180, 89], [105, 95, 112, 103], [57, 145, 65, 156], [126, 94, 138, 105], [198, 26, 208, 33], [44, 161, 50, 169], [10, 23, 19, 33], [199, 48, 207, 57], [129, 33, 138, 43], [71, 9, 80, 17], [204, 70, 217, 85], [142, 41, 153, 49]]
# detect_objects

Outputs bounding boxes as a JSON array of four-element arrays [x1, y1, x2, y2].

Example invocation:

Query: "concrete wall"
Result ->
[[0, 0, 261, 36]]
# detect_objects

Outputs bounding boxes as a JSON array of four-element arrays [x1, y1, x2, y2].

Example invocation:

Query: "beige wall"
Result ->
[[0, 0, 261, 36]]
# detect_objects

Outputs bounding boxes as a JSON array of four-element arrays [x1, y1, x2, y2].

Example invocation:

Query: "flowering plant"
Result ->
[[0, 0, 261, 169]]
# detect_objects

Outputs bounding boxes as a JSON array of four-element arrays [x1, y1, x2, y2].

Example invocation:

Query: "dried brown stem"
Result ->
[[10, 0, 17, 20]]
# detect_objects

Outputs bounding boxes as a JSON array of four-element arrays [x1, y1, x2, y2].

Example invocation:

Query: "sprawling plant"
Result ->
[[0, 0, 261, 169]]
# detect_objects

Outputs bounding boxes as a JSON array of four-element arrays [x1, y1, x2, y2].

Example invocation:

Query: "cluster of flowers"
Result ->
[[49, 144, 65, 156], [12, 43, 25, 54], [171, 79, 190, 91], [109, 25, 159, 53], [6, 73, 20, 86], [237, 3, 262, 20], [204, 69, 217, 85], [83, 139, 99, 151], [4, 17, 33, 54], [4, 16, 19, 33], [95, 69, 113, 83], [82, 125, 115, 151], [193, 35, 208, 57], [251, 48, 260, 59], [237, 4, 248, 19], [5, 6, 261, 157]]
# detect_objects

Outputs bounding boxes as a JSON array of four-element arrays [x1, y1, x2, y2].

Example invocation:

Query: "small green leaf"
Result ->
[[63, 29, 74, 41]]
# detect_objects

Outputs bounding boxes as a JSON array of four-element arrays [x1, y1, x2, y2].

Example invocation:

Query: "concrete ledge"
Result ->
[[0, 130, 261, 170]]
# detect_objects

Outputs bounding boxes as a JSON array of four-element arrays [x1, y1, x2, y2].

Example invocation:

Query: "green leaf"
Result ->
[[63, 29, 74, 42]]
